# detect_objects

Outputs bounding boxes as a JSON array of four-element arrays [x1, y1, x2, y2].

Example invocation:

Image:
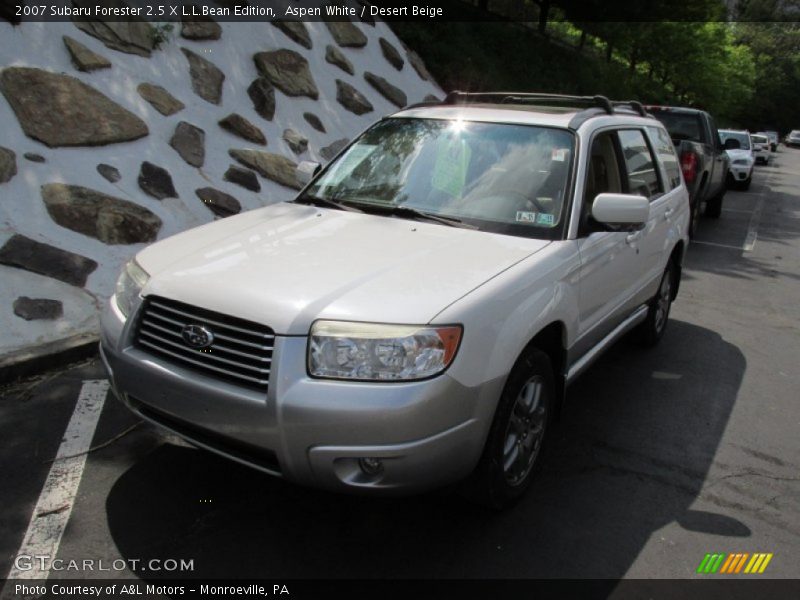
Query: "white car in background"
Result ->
[[751, 133, 771, 164], [719, 129, 755, 190]]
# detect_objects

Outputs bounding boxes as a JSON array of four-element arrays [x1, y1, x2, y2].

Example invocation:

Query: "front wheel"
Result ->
[[636, 261, 675, 347], [464, 349, 554, 509]]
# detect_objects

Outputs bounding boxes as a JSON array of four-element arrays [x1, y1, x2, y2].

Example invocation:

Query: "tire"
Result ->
[[636, 260, 675, 347], [464, 348, 554, 510], [705, 186, 724, 218], [739, 175, 751, 191], [688, 198, 701, 239]]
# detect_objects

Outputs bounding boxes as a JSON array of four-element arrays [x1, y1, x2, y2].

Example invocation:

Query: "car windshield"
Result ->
[[752, 135, 768, 144], [302, 118, 575, 240], [719, 130, 751, 150]]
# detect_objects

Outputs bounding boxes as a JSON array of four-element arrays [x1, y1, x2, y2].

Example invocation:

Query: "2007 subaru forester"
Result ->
[[101, 92, 690, 508]]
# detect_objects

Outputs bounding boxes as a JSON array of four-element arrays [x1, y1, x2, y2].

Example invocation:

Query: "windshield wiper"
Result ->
[[293, 194, 363, 213], [367, 204, 478, 230]]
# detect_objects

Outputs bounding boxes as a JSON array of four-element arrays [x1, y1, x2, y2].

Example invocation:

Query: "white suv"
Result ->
[[101, 93, 690, 507]]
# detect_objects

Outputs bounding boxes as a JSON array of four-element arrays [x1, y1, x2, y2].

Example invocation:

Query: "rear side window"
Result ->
[[618, 129, 663, 200], [648, 126, 681, 190]]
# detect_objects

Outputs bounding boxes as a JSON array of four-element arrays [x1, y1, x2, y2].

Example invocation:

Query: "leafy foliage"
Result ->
[[395, 0, 800, 133]]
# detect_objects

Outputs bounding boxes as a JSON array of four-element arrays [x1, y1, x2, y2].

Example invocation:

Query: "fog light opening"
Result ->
[[358, 457, 384, 476]]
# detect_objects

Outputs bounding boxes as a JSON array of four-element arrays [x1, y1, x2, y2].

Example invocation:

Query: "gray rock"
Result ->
[[364, 72, 407, 108], [325, 21, 368, 48], [219, 114, 266, 145], [63, 36, 111, 72], [0, 67, 148, 148], [0, 234, 97, 287], [73, 14, 155, 57], [335, 79, 373, 115], [137, 83, 185, 116], [41, 183, 162, 245], [229, 149, 300, 190], [379, 37, 404, 70], [13, 297, 64, 321], [272, 20, 312, 49], [24, 153, 46, 163], [247, 78, 276, 121], [407, 48, 432, 81], [181, 17, 222, 40], [195, 187, 241, 218], [0, 147, 17, 183], [97, 164, 121, 183], [138, 162, 177, 199], [169, 121, 205, 168], [282, 129, 308, 155], [320, 138, 349, 161], [254, 49, 318, 100], [181, 47, 224, 105], [224, 164, 261, 192], [325, 44, 354, 75], [303, 112, 326, 133]]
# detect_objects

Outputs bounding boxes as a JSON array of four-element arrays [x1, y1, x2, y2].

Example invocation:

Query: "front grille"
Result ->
[[134, 296, 274, 392]]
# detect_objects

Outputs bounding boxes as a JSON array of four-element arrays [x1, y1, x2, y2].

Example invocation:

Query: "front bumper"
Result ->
[[100, 298, 499, 494], [728, 164, 752, 181]]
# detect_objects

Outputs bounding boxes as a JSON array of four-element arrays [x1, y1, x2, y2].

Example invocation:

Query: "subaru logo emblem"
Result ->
[[181, 324, 214, 349]]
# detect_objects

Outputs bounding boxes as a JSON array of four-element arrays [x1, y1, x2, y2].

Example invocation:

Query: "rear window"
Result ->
[[650, 111, 706, 144], [752, 135, 768, 144]]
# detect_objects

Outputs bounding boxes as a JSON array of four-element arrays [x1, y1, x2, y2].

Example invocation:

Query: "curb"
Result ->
[[0, 333, 99, 385]]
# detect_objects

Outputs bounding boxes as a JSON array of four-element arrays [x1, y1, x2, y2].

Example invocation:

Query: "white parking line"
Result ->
[[4, 380, 109, 581], [742, 167, 775, 253], [691, 240, 746, 251]]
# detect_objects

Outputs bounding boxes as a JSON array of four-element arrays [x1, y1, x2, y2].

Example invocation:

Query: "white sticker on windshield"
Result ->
[[537, 213, 555, 226], [516, 211, 537, 223], [552, 148, 569, 162]]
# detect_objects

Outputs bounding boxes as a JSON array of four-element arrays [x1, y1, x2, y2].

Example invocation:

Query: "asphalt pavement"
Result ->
[[1, 149, 798, 584]]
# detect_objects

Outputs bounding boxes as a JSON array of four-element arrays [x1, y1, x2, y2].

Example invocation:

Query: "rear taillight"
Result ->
[[680, 151, 698, 184]]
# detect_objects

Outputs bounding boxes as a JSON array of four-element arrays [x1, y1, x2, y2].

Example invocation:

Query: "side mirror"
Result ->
[[723, 138, 741, 150], [591, 193, 649, 230], [296, 161, 321, 186]]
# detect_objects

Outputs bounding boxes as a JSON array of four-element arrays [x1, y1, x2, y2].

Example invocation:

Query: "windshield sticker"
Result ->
[[552, 148, 569, 162], [536, 213, 555, 226], [431, 137, 471, 197], [515, 211, 538, 223]]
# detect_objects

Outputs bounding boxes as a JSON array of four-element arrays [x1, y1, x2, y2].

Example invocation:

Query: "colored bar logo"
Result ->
[[696, 553, 773, 574]]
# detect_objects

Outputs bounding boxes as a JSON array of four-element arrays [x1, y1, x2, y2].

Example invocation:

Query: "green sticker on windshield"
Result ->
[[431, 136, 471, 197]]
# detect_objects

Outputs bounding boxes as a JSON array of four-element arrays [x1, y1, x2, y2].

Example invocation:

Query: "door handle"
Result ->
[[626, 231, 642, 244], [664, 207, 674, 221]]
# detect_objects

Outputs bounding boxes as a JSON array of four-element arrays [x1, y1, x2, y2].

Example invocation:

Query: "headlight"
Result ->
[[114, 259, 149, 318], [309, 321, 462, 381]]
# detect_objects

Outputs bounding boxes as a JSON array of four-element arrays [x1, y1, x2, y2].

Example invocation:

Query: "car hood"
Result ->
[[136, 202, 550, 334], [725, 149, 753, 161]]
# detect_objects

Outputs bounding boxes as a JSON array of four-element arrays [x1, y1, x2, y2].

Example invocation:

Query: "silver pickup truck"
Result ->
[[647, 105, 729, 236]]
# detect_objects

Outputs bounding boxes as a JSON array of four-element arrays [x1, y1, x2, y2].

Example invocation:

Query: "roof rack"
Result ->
[[404, 92, 653, 128], [443, 91, 616, 114], [612, 100, 648, 117]]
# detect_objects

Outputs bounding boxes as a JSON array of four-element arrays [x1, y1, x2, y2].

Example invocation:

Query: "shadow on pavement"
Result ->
[[106, 319, 746, 579]]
